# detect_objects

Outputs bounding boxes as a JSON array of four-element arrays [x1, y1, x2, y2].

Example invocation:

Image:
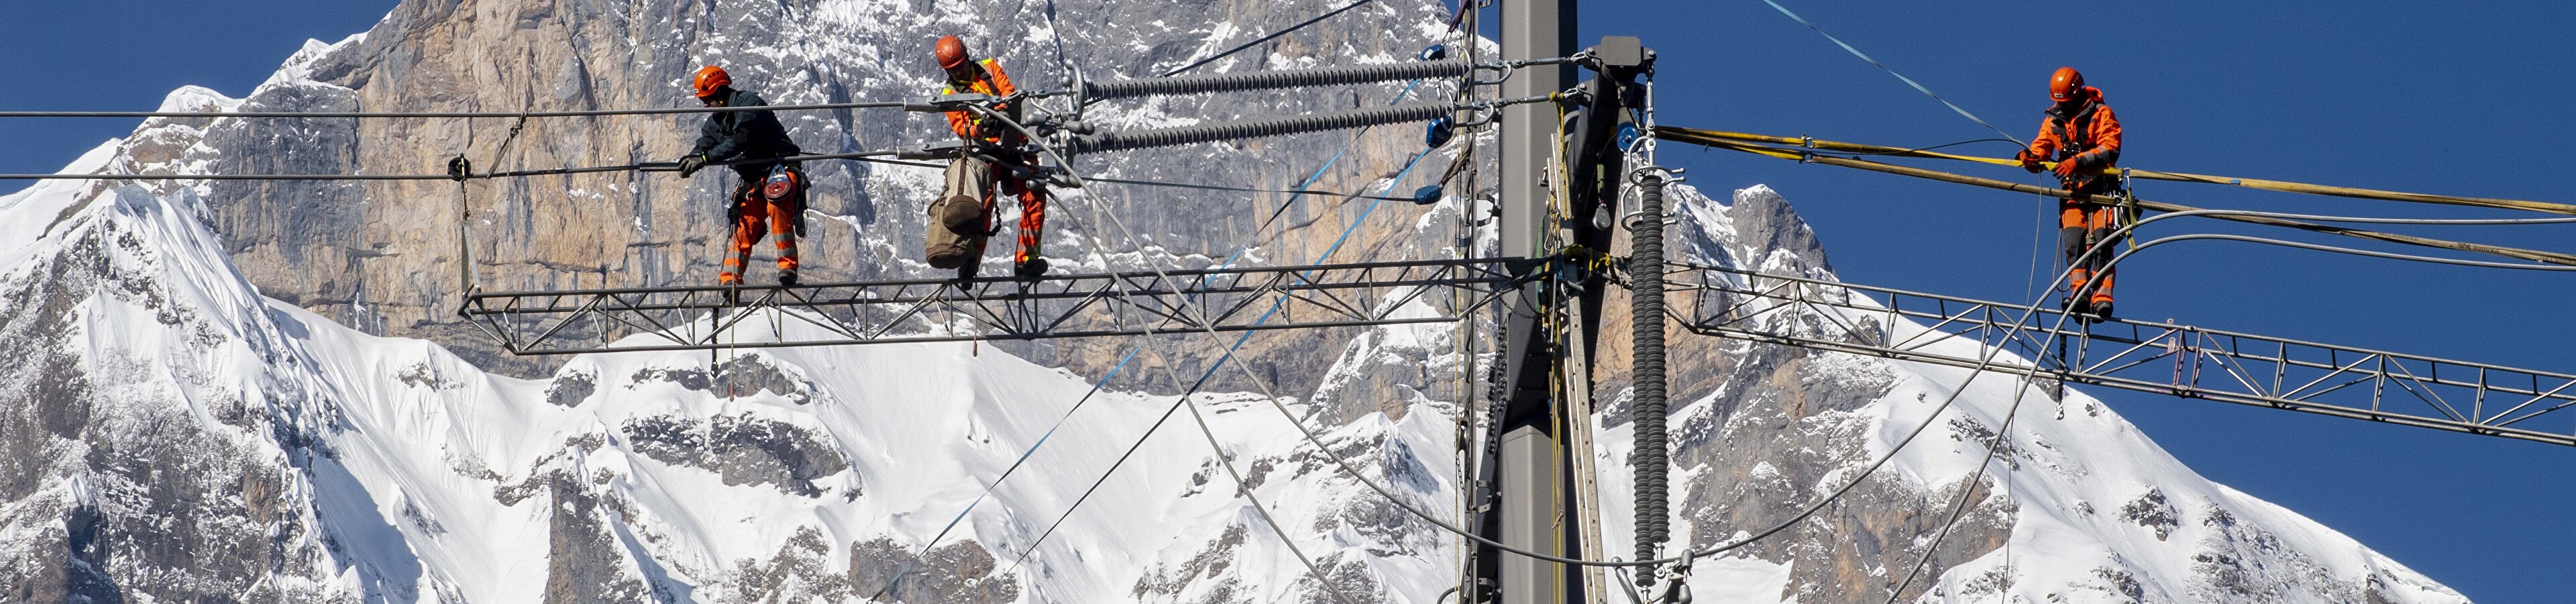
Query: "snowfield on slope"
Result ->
[[0, 164, 2469, 602]]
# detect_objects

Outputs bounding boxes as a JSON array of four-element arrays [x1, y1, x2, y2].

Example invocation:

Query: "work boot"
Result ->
[[777, 268, 798, 287], [1014, 257, 1050, 279], [2087, 297, 2115, 321]]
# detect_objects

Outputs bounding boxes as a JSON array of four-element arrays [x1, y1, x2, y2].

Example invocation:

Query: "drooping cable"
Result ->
[[3, 150, 900, 181], [0, 101, 910, 120], [1094, 60, 1468, 102], [1069, 102, 1456, 153], [1663, 127, 2576, 215], [965, 109, 1364, 604], [1158, 0, 1380, 77], [1662, 136, 2576, 266], [1876, 207, 2576, 602], [866, 348, 1139, 601]]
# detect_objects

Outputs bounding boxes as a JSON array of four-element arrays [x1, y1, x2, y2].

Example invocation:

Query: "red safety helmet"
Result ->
[[692, 65, 732, 99], [2049, 66, 2084, 102], [934, 35, 971, 70]]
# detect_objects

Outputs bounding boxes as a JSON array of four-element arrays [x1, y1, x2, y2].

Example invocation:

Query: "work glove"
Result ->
[[2016, 148, 2044, 174], [2053, 153, 2087, 179], [678, 153, 709, 177]]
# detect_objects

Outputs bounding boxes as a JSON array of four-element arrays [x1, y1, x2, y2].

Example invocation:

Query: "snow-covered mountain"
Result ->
[[0, 1, 2471, 603]]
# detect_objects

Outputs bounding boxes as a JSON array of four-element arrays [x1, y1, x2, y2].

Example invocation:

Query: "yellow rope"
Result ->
[[1657, 126, 2576, 215]]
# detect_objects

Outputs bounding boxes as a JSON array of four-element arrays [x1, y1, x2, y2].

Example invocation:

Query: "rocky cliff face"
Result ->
[[6, 1, 2471, 603], [119, 0, 1451, 384]]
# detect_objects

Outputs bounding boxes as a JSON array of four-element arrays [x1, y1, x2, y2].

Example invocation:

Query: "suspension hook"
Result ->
[[1623, 166, 1681, 232]]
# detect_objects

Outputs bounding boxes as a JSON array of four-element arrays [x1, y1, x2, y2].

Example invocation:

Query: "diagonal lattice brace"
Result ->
[[1660, 262, 2576, 448]]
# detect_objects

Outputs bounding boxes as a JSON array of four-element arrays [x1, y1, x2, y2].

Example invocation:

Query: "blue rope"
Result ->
[[1754, 0, 2016, 140], [994, 70, 1439, 583], [869, 348, 1140, 600]]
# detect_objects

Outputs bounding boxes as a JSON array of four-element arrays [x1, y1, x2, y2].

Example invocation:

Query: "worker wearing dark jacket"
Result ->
[[924, 34, 1049, 279], [678, 65, 807, 287], [2017, 66, 2123, 319]]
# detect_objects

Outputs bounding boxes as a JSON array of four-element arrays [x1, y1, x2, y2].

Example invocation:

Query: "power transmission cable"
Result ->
[[0, 101, 911, 119], [1174, 191, 2576, 574], [968, 87, 1478, 600], [1018, 83, 1461, 598], [833, 153, 1433, 203], [955, 105, 1361, 603], [1834, 138, 2025, 156], [1876, 207, 2576, 602], [1003, 195, 1366, 604], [1750, 0, 2018, 140], [2, 150, 900, 181], [1666, 127, 2576, 215], [1666, 136, 2576, 266], [1159, 0, 1379, 77]]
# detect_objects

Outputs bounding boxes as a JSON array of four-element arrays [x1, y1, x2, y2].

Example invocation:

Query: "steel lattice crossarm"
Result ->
[[1662, 262, 2576, 447], [456, 257, 1526, 355]]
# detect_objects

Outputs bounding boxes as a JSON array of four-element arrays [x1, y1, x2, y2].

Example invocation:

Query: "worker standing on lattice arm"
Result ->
[[678, 65, 808, 287], [925, 34, 1050, 279], [2017, 66, 2124, 319]]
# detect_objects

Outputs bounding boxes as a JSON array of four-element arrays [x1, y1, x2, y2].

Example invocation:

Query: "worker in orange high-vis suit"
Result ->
[[924, 34, 1050, 279], [678, 65, 807, 287], [2018, 66, 2123, 319]]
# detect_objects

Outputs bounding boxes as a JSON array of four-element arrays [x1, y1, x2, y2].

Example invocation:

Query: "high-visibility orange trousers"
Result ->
[[2058, 198, 2116, 304], [1011, 183, 1046, 264], [720, 184, 801, 285]]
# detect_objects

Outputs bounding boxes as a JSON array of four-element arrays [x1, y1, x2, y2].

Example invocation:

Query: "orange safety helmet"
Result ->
[[692, 65, 732, 98], [934, 35, 971, 70], [2048, 66, 2084, 102]]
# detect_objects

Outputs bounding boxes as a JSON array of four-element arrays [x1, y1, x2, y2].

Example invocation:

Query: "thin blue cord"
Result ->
[[1755, 0, 2016, 140], [912, 77, 1433, 594], [870, 347, 1140, 599]]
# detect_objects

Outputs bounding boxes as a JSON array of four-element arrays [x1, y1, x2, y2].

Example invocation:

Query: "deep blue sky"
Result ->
[[1576, 1, 2574, 601], [0, 1, 398, 186], [3, 0, 2569, 601]]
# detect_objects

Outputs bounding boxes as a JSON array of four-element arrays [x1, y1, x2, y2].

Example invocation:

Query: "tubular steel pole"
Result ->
[[1493, 1, 1580, 603]]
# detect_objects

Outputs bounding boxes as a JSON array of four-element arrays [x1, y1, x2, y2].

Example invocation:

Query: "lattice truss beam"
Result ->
[[457, 258, 1523, 355], [1664, 262, 2576, 447]]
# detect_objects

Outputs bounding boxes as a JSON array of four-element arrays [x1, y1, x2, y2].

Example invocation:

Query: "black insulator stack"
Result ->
[[1630, 171, 1672, 566], [1070, 103, 1454, 154], [1084, 60, 1470, 101]]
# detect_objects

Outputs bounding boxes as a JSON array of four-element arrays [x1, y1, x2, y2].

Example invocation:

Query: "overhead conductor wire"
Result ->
[[1876, 208, 2576, 601], [1008, 34, 2037, 576], [1158, 0, 1379, 77], [955, 105, 1362, 604], [996, 25, 1468, 588]]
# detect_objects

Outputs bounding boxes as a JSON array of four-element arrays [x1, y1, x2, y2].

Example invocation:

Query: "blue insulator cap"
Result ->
[[1617, 123, 1640, 151], [1419, 44, 1448, 61], [1411, 185, 1444, 205], [1425, 116, 1456, 148]]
